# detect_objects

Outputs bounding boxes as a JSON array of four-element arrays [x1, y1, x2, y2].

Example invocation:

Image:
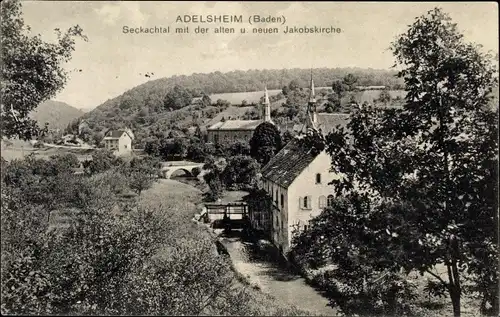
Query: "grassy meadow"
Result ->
[[210, 89, 282, 105], [138, 179, 315, 316]]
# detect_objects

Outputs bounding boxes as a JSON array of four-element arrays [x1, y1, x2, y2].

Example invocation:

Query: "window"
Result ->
[[327, 194, 334, 207], [319, 195, 326, 208], [275, 190, 278, 204], [280, 194, 284, 208], [304, 225, 308, 231], [300, 196, 312, 209], [316, 173, 321, 184]]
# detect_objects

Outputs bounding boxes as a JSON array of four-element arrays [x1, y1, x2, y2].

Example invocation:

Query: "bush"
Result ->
[[221, 155, 260, 190], [191, 167, 201, 178]]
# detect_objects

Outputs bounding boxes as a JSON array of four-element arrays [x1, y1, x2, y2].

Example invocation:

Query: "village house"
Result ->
[[103, 129, 134, 156], [259, 74, 350, 257], [206, 87, 274, 144]]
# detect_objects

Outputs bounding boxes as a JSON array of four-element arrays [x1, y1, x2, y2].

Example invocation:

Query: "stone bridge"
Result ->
[[160, 161, 204, 179]]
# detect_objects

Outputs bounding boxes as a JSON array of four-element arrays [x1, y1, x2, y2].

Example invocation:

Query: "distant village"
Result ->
[[33, 75, 383, 257]]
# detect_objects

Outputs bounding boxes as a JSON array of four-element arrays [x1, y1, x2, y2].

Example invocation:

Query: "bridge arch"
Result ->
[[161, 164, 204, 179], [169, 168, 193, 178]]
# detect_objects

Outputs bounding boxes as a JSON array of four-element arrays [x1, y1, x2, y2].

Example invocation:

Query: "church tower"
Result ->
[[262, 86, 273, 124], [306, 70, 318, 129]]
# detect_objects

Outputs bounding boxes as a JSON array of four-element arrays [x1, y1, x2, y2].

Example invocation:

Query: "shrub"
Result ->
[[191, 167, 201, 178]]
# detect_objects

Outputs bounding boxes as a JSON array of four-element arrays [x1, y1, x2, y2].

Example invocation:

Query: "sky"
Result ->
[[20, 1, 499, 110]]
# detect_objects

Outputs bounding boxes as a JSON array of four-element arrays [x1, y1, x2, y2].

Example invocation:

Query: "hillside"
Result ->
[[79, 68, 404, 146], [30, 100, 84, 130]]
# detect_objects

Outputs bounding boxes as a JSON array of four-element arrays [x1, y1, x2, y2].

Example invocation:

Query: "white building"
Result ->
[[260, 73, 350, 256], [103, 129, 133, 156]]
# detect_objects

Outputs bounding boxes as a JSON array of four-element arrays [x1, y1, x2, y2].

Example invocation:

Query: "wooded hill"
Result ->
[[74, 68, 405, 146], [30, 100, 84, 131]]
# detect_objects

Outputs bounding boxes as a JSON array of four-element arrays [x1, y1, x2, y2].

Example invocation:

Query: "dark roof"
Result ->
[[262, 113, 351, 188], [104, 130, 130, 139], [261, 138, 319, 188], [108, 130, 125, 138]]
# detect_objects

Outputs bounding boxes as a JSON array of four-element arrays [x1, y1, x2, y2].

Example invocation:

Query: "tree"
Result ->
[[389, 8, 498, 315], [281, 130, 295, 145], [203, 168, 224, 202], [377, 89, 392, 104], [83, 149, 121, 175], [221, 155, 260, 190], [170, 137, 189, 158], [249, 122, 283, 165], [201, 94, 211, 108], [225, 140, 250, 157], [1, 0, 87, 140], [128, 172, 154, 196], [293, 7, 498, 317], [342, 73, 358, 91], [332, 80, 347, 101], [186, 142, 214, 163], [144, 138, 161, 157], [163, 85, 193, 110], [191, 167, 201, 178], [194, 125, 203, 140], [288, 79, 301, 91]]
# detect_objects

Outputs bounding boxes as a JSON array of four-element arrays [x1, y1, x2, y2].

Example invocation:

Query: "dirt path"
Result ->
[[219, 232, 338, 316]]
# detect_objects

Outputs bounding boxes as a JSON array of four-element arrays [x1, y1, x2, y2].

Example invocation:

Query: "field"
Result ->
[[1, 142, 95, 162], [210, 89, 282, 105], [357, 89, 406, 102], [204, 105, 258, 127], [139, 180, 313, 315]]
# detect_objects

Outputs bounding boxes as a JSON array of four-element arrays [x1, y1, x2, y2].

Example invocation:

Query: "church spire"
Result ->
[[263, 86, 273, 123], [309, 69, 316, 104], [306, 69, 317, 130]]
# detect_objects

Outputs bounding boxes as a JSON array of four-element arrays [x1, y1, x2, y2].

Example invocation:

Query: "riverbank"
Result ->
[[141, 179, 313, 316], [215, 229, 338, 316]]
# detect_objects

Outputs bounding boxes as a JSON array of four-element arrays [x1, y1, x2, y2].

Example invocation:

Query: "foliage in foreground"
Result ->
[[1, 0, 87, 140], [1, 153, 308, 315], [290, 7, 498, 317]]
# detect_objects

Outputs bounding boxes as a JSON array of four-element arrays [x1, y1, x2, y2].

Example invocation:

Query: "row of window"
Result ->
[[212, 133, 250, 143], [300, 195, 335, 209]]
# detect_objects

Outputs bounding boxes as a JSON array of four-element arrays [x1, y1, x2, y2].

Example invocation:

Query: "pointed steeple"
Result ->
[[263, 86, 273, 123], [305, 69, 317, 130], [308, 69, 316, 104]]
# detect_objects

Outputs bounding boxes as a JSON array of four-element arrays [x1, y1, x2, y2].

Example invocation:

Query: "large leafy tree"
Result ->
[[249, 122, 283, 165], [1, 0, 87, 140], [221, 155, 260, 190], [342, 73, 358, 91], [163, 85, 193, 110], [332, 79, 347, 101], [292, 7, 498, 317]]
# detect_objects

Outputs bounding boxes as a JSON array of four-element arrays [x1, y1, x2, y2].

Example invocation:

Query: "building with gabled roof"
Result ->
[[103, 129, 133, 156], [206, 87, 274, 144], [259, 71, 350, 257]]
